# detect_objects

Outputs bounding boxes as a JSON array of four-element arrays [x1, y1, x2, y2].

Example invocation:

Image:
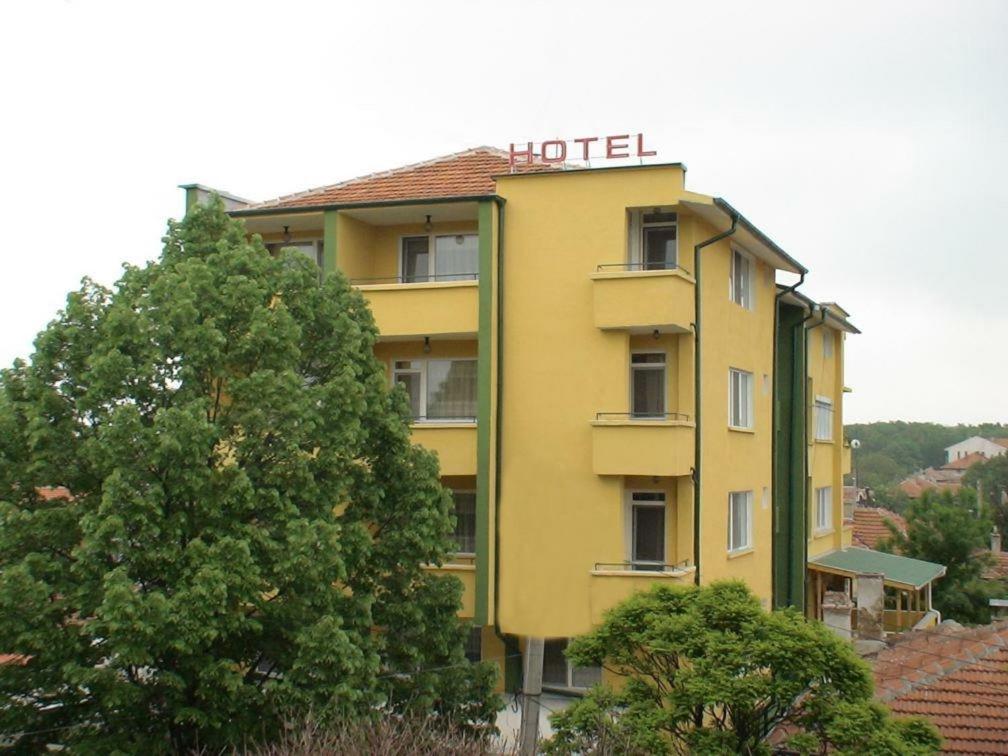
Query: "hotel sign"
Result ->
[[509, 133, 656, 167]]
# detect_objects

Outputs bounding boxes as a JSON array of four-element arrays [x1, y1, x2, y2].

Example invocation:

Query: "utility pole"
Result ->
[[518, 637, 544, 755]]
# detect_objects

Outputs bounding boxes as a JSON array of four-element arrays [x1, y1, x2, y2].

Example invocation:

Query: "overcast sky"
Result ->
[[1, 0, 1005, 424]]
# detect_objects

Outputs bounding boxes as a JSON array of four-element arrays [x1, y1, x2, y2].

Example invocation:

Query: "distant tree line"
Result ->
[[844, 421, 1008, 489]]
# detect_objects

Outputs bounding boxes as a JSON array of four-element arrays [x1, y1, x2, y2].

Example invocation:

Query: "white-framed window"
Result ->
[[728, 490, 754, 552], [814, 396, 833, 441], [631, 352, 666, 418], [267, 239, 323, 268], [543, 639, 602, 690], [627, 491, 666, 571], [822, 330, 834, 359], [729, 368, 754, 429], [730, 247, 754, 310], [451, 490, 477, 555], [815, 486, 833, 532], [391, 358, 477, 421], [628, 209, 678, 270], [400, 233, 478, 283]]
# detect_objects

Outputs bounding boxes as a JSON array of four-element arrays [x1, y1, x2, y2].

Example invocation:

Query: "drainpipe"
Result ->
[[692, 212, 739, 585], [490, 197, 519, 689]]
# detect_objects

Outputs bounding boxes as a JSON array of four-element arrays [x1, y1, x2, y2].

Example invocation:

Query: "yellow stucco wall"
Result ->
[[807, 326, 849, 556], [493, 166, 777, 637]]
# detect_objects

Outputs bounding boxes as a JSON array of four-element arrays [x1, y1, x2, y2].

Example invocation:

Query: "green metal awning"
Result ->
[[808, 548, 946, 590]]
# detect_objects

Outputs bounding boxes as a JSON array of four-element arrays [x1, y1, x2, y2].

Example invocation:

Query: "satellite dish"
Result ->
[[850, 439, 861, 450]]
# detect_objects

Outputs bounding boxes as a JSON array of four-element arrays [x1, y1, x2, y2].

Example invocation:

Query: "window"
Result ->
[[730, 247, 754, 309], [392, 359, 477, 421], [401, 236, 429, 282], [267, 240, 323, 268], [464, 626, 482, 663], [814, 397, 833, 441], [543, 639, 602, 690], [629, 492, 665, 571], [729, 368, 754, 429], [822, 330, 834, 359], [728, 491, 753, 552], [628, 209, 677, 270], [400, 234, 478, 282], [451, 491, 477, 554], [631, 352, 666, 418], [816, 486, 833, 532]]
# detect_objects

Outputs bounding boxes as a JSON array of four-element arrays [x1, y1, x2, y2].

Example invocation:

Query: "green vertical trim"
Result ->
[[184, 187, 199, 216], [322, 210, 339, 276], [475, 201, 493, 626]]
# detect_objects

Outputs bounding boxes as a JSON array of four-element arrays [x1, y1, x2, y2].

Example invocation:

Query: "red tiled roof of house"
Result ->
[[0, 654, 28, 666], [992, 438, 1008, 449], [942, 452, 988, 471], [984, 550, 1008, 581], [852, 507, 907, 550], [245, 147, 558, 211], [36, 486, 72, 501], [873, 620, 1008, 754]]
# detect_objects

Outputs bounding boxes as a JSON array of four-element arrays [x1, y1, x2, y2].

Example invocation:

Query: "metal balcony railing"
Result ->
[[350, 273, 479, 285], [596, 261, 692, 276], [408, 414, 477, 424], [595, 411, 691, 422], [594, 558, 693, 573]]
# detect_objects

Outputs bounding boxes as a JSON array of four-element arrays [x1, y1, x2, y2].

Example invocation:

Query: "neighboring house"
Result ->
[[945, 436, 1008, 464], [896, 453, 988, 499], [182, 146, 938, 691], [852, 506, 907, 550], [872, 619, 1008, 754]]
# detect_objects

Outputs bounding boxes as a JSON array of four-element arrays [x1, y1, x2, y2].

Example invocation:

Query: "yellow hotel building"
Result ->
[[182, 146, 938, 691]]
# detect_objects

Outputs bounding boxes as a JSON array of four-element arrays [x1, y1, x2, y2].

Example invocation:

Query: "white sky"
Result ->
[[1, 0, 1005, 424]]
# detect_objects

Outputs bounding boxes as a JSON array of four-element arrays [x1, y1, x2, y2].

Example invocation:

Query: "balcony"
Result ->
[[424, 554, 476, 617], [352, 275, 478, 339], [588, 561, 695, 624], [591, 413, 694, 477], [410, 420, 477, 477], [590, 264, 695, 333]]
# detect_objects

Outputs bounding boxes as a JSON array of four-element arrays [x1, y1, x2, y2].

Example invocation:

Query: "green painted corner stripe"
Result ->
[[475, 201, 493, 625], [323, 210, 338, 276]]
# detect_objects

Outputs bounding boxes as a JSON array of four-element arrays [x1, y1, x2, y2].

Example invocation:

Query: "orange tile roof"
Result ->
[[984, 550, 1008, 581], [36, 486, 72, 501], [942, 452, 988, 471], [852, 507, 907, 550], [873, 621, 1008, 754], [245, 147, 558, 211]]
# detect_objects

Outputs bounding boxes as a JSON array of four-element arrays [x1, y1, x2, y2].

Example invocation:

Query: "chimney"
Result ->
[[993, 527, 1002, 554]]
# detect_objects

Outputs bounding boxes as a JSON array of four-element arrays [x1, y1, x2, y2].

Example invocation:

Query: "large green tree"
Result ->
[[542, 581, 940, 755], [963, 453, 1008, 536], [0, 199, 497, 753], [879, 489, 1002, 624]]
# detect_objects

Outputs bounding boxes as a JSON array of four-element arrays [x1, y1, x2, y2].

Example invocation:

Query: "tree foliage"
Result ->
[[844, 421, 1008, 488], [963, 453, 1008, 536], [542, 581, 940, 756], [0, 198, 498, 753], [879, 489, 1003, 625]]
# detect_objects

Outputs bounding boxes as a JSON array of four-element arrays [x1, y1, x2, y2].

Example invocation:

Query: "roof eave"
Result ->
[[229, 193, 503, 217]]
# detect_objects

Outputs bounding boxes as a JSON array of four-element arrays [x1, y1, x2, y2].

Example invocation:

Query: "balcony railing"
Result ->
[[595, 411, 691, 423], [594, 558, 692, 573], [596, 261, 692, 275], [408, 414, 477, 424], [350, 273, 478, 285]]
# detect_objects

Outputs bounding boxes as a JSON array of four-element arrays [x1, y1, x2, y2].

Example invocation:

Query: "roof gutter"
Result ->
[[692, 210, 739, 585]]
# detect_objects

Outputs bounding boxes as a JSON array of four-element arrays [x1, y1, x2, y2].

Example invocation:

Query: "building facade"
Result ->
[[183, 146, 869, 690]]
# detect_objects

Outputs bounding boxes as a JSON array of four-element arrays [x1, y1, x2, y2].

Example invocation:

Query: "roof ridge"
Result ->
[[250, 146, 509, 209]]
